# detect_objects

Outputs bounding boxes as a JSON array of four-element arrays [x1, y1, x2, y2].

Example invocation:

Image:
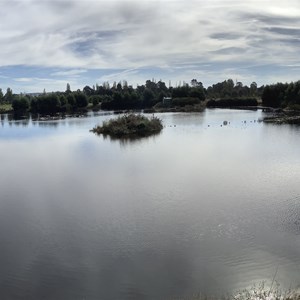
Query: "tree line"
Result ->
[[1, 79, 206, 114], [261, 81, 300, 108], [1, 78, 299, 114]]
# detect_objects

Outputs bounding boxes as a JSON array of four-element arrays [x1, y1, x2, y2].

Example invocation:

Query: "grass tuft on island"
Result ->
[[174, 281, 300, 300], [91, 113, 163, 138]]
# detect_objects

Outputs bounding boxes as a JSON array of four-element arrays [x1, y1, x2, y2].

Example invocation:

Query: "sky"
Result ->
[[0, 0, 300, 93]]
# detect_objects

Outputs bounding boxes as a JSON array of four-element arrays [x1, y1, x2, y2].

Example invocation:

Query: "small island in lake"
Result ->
[[91, 113, 163, 138]]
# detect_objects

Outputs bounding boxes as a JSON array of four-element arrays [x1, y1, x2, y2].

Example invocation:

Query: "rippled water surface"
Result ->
[[0, 109, 300, 300]]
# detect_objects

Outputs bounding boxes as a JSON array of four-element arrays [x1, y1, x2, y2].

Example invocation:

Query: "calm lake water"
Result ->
[[0, 109, 300, 300]]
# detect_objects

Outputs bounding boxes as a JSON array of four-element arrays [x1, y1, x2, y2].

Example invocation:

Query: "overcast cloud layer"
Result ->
[[1, 0, 300, 92]]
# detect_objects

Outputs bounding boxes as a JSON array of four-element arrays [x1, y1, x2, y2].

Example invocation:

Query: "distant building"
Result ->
[[163, 97, 172, 106], [25, 92, 43, 97]]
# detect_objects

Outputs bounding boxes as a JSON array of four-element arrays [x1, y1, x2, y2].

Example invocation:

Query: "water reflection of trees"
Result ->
[[34, 121, 60, 128], [8, 113, 30, 121], [12, 120, 30, 127], [1, 114, 6, 127], [1, 113, 30, 127], [101, 131, 162, 148]]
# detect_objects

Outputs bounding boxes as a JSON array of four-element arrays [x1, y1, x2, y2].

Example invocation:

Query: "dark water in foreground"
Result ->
[[0, 109, 299, 300]]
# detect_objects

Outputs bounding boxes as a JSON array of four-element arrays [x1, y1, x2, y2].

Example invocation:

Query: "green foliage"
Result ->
[[287, 103, 300, 111], [5, 88, 14, 103], [189, 88, 205, 100], [100, 95, 112, 103], [74, 91, 88, 108], [206, 79, 262, 99], [101, 91, 141, 110], [90, 95, 102, 106], [66, 94, 75, 107], [28, 90, 88, 114], [86, 79, 206, 110], [66, 83, 71, 93], [171, 83, 205, 103], [250, 82, 257, 96], [1, 78, 293, 114], [190, 79, 203, 88], [284, 81, 300, 106], [59, 95, 67, 107], [207, 98, 258, 108], [0, 88, 4, 103], [172, 85, 190, 98], [261, 80, 300, 108], [0, 103, 12, 113], [143, 88, 155, 107], [92, 114, 163, 138], [83, 85, 94, 96], [30, 93, 61, 113], [172, 97, 201, 107], [58, 95, 68, 112], [12, 97, 29, 112], [158, 91, 167, 102]]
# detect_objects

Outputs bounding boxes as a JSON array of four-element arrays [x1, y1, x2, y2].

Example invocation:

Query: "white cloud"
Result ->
[[1, 0, 300, 91], [98, 68, 139, 82], [14, 78, 33, 82], [51, 69, 87, 76]]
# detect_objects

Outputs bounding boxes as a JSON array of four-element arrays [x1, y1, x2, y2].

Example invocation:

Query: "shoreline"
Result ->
[[262, 109, 300, 124], [2, 105, 300, 124]]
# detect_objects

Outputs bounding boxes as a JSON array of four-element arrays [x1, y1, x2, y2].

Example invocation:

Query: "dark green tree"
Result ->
[[5, 88, 13, 103], [189, 87, 205, 101], [250, 82, 257, 96], [90, 95, 102, 106], [74, 91, 88, 108], [172, 85, 189, 98], [142, 88, 155, 107], [59, 95, 67, 107], [0, 88, 3, 103], [117, 82, 122, 91], [262, 83, 288, 107], [67, 94, 76, 107], [83, 85, 94, 96], [190, 79, 203, 88], [12, 97, 29, 112], [66, 83, 71, 94]]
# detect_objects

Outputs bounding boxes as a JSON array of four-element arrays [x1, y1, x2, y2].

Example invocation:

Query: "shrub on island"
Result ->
[[91, 113, 163, 138]]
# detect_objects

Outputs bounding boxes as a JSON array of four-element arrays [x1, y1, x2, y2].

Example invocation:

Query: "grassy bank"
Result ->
[[0, 103, 13, 113], [91, 113, 163, 138]]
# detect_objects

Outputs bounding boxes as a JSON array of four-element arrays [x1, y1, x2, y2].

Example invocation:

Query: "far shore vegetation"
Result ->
[[91, 113, 163, 138], [0, 78, 300, 124]]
